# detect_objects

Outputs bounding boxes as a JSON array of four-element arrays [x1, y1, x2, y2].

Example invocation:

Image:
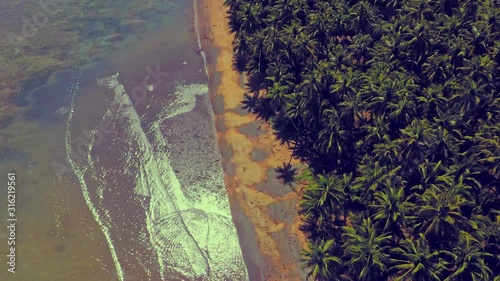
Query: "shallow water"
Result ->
[[0, 1, 248, 280]]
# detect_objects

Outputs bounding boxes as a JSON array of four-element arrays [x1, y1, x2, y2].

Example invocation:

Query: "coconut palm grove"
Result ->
[[224, 0, 500, 280]]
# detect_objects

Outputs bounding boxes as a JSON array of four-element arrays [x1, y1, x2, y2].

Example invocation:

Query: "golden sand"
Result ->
[[198, 0, 308, 279]]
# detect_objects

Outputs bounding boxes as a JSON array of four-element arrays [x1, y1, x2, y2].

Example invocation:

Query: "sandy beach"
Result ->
[[197, 0, 308, 280]]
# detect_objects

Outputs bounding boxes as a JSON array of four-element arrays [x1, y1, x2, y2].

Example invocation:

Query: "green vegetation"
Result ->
[[224, 0, 500, 280]]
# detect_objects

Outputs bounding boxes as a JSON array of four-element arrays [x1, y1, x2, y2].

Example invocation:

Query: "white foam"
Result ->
[[66, 72, 125, 281], [160, 83, 209, 120], [67, 73, 248, 280]]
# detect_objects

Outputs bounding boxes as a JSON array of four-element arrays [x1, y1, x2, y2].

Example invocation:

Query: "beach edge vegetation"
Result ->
[[223, 0, 500, 280]]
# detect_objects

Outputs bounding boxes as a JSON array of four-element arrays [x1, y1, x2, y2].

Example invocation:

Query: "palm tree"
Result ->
[[396, 119, 431, 166], [301, 239, 343, 281], [327, 45, 352, 73], [274, 0, 310, 25], [448, 36, 470, 72], [450, 77, 489, 116], [263, 26, 285, 57], [329, 70, 360, 105], [457, 55, 495, 84], [352, 162, 400, 200], [234, 2, 262, 35], [400, 22, 433, 67], [342, 218, 391, 280], [265, 62, 296, 90], [291, 31, 319, 62], [416, 84, 448, 119], [317, 110, 348, 166], [370, 186, 414, 240], [299, 67, 326, 96], [412, 185, 473, 244], [338, 89, 365, 129], [409, 160, 445, 193], [443, 231, 494, 281], [267, 80, 292, 110], [246, 30, 269, 81], [422, 53, 452, 84], [348, 1, 377, 34], [475, 213, 500, 278], [363, 113, 390, 146], [406, 0, 434, 22], [389, 234, 448, 281], [299, 174, 344, 224], [371, 138, 401, 166], [387, 90, 417, 131], [307, 2, 334, 49], [348, 34, 373, 70], [335, 172, 364, 224], [363, 74, 397, 116]]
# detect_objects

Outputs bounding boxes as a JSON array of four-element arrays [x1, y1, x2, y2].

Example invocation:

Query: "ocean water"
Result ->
[[0, 1, 248, 280]]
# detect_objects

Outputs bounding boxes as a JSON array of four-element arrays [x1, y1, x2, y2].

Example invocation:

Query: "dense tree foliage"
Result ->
[[224, 0, 500, 280]]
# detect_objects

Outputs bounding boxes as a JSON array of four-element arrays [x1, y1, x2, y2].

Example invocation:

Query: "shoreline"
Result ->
[[196, 0, 308, 280]]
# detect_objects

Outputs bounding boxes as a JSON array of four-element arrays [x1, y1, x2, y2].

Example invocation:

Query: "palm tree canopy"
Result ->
[[225, 0, 500, 279]]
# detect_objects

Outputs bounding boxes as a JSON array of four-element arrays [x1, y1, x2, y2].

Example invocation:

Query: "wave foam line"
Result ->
[[68, 72, 248, 280], [98, 74, 212, 279], [103, 74, 248, 280], [193, 0, 209, 77], [65, 72, 125, 281]]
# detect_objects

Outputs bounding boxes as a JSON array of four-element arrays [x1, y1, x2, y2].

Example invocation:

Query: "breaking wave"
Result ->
[[65, 73, 248, 281]]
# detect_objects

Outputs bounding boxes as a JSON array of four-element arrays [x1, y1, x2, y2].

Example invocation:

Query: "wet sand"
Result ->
[[197, 0, 308, 280]]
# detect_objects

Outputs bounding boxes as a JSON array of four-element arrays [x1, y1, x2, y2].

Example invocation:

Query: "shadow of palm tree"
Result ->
[[275, 161, 297, 186]]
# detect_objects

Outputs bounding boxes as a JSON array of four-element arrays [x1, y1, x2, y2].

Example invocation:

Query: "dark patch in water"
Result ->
[[0, 146, 27, 163], [23, 62, 111, 125], [81, 17, 122, 39], [23, 70, 75, 125], [0, 114, 15, 129], [54, 243, 66, 253], [15, 71, 52, 107]]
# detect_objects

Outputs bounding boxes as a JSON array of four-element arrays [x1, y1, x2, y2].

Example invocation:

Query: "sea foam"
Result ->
[[66, 73, 248, 281]]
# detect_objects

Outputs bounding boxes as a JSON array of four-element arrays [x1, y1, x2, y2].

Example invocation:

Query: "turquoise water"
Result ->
[[0, 1, 248, 280]]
